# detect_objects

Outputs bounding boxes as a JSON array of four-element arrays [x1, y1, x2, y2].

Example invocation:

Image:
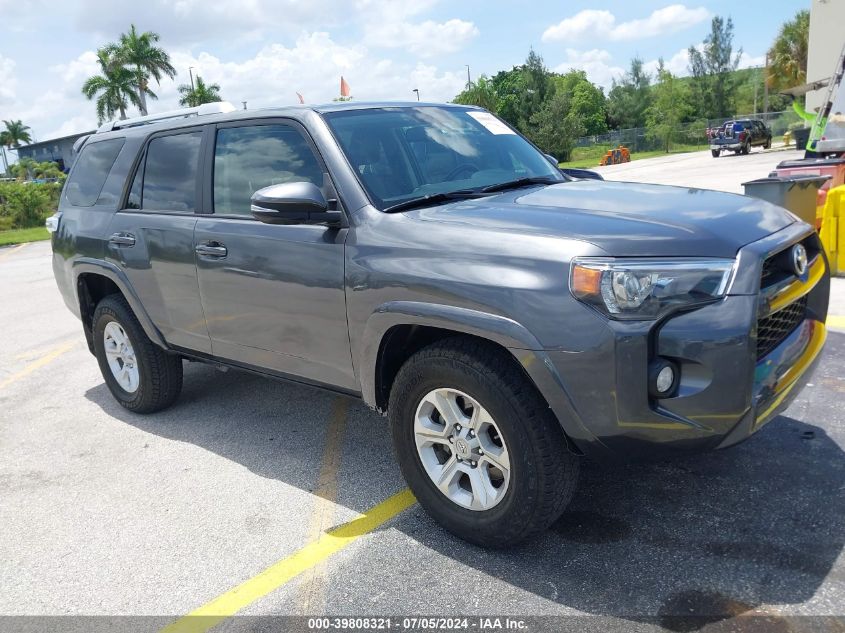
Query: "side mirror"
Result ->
[[250, 181, 342, 226], [559, 167, 604, 181], [544, 153, 559, 167]]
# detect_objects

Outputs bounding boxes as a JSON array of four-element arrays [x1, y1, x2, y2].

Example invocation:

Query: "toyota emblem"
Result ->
[[791, 244, 808, 276]]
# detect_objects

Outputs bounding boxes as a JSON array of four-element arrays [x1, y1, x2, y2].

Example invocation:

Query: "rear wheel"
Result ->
[[92, 294, 183, 413], [764, 138, 772, 149], [741, 142, 750, 155], [711, 149, 720, 158], [389, 338, 579, 547]]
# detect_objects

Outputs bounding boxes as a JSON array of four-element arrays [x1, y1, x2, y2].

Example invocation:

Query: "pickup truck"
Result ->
[[49, 102, 829, 546], [710, 118, 773, 157]]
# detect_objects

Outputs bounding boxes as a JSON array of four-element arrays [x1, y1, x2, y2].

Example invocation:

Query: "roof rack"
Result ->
[[97, 101, 238, 133]]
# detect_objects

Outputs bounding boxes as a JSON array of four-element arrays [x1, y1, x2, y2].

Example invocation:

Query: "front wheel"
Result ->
[[711, 149, 720, 158], [389, 338, 579, 547], [92, 294, 183, 413], [764, 139, 772, 149]]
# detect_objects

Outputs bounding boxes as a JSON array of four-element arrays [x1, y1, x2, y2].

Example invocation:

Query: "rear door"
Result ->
[[105, 127, 211, 354], [193, 119, 355, 391]]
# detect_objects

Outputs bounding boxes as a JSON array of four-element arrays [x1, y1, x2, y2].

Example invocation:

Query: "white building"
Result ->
[[806, 0, 845, 113]]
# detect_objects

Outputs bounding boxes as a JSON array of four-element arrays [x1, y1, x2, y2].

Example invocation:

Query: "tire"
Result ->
[[741, 142, 750, 155], [764, 139, 772, 150], [711, 149, 720, 158], [389, 338, 579, 547], [92, 294, 183, 413]]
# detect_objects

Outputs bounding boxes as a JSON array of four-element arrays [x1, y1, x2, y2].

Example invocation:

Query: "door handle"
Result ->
[[109, 232, 135, 247], [195, 242, 228, 258]]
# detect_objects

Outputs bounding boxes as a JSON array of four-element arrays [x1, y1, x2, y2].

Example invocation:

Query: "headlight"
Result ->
[[570, 257, 734, 320]]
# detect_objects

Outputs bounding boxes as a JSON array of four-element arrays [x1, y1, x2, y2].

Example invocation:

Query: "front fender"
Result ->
[[360, 301, 604, 457], [72, 258, 169, 350]]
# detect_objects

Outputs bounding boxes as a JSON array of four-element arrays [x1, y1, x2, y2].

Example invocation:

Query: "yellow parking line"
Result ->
[[828, 315, 845, 331], [0, 243, 27, 262], [298, 396, 348, 612], [160, 488, 416, 633], [0, 340, 76, 390]]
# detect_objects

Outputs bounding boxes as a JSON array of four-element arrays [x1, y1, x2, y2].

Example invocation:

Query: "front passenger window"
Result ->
[[213, 125, 324, 216]]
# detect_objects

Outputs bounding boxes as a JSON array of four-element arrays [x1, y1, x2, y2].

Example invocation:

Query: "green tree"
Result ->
[[553, 70, 608, 135], [82, 48, 142, 123], [767, 10, 809, 91], [1, 120, 32, 147], [108, 24, 176, 116], [177, 76, 223, 107], [688, 16, 742, 119], [606, 58, 652, 129], [452, 75, 499, 113], [0, 121, 32, 177], [529, 90, 585, 162], [489, 49, 556, 135], [646, 62, 694, 152], [0, 181, 51, 227]]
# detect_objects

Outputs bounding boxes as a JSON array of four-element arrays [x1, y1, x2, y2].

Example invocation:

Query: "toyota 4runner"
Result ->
[[50, 102, 829, 546]]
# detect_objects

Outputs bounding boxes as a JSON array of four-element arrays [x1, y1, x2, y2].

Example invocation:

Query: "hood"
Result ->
[[406, 180, 796, 257]]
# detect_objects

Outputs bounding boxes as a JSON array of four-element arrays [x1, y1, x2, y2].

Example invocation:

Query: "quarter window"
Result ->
[[141, 132, 203, 212], [65, 139, 125, 207], [213, 125, 324, 216]]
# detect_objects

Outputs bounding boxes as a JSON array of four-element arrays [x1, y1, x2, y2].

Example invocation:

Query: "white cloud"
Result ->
[[542, 4, 710, 43], [553, 49, 624, 89], [365, 18, 479, 57], [643, 48, 694, 77], [643, 46, 766, 78], [165, 33, 467, 105], [0, 54, 17, 106], [1, 30, 467, 145]]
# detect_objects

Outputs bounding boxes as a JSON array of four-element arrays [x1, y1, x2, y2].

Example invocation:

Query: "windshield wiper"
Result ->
[[480, 176, 562, 193], [383, 190, 489, 213]]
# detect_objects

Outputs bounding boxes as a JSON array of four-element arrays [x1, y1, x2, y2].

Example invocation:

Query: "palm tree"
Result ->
[[767, 10, 809, 91], [82, 48, 142, 124], [0, 121, 30, 178], [109, 24, 176, 116], [2, 120, 32, 147], [178, 76, 222, 107]]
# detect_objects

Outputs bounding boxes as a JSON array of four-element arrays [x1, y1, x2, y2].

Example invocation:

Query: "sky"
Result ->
[[0, 0, 807, 143]]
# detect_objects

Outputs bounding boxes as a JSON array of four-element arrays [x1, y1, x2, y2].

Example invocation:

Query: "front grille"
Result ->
[[756, 296, 807, 359]]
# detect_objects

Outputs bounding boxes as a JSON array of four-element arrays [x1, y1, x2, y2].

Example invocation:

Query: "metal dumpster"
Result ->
[[774, 157, 845, 209], [742, 174, 831, 228]]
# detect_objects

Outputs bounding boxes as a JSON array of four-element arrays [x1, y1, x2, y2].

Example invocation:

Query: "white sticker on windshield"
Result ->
[[467, 111, 515, 135]]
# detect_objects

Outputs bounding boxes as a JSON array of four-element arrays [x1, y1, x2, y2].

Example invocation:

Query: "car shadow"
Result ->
[[83, 332, 845, 629]]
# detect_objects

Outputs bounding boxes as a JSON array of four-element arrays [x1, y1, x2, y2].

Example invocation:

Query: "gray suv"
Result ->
[[50, 102, 830, 546]]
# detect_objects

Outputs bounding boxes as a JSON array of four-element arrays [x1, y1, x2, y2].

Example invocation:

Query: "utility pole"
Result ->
[[465, 65, 471, 90], [412, 89, 420, 101], [763, 53, 769, 114], [754, 66, 759, 114], [188, 67, 195, 92], [242, 101, 248, 110]]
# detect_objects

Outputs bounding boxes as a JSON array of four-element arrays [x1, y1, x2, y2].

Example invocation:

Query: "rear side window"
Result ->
[[140, 132, 203, 212], [65, 139, 125, 207]]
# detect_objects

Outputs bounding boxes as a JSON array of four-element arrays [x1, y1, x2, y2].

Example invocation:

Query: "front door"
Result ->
[[194, 120, 355, 391]]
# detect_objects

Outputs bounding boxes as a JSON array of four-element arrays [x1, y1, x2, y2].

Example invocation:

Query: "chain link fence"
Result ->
[[574, 110, 802, 154]]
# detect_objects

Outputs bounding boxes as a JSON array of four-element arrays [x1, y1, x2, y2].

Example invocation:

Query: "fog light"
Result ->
[[656, 366, 675, 393], [648, 359, 678, 398]]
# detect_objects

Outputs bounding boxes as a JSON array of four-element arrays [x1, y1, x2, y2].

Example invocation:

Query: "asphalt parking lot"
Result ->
[[2, 149, 845, 632], [595, 145, 805, 193]]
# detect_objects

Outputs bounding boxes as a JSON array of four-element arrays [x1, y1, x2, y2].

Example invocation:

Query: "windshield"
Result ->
[[322, 106, 563, 210]]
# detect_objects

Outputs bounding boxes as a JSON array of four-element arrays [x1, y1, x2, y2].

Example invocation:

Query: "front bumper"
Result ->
[[541, 224, 829, 461]]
